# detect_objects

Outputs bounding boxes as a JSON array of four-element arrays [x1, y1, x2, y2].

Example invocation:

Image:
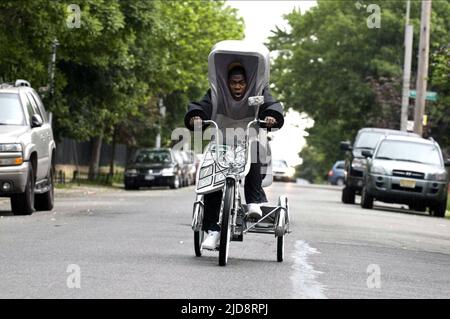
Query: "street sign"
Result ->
[[409, 90, 438, 101]]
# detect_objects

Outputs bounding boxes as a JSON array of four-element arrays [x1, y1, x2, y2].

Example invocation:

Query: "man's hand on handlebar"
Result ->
[[264, 116, 277, 128], [190, 116, 203, 128]]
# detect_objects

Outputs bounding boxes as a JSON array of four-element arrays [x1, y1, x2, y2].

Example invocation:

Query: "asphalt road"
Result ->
[[0, 183, 449, 299]]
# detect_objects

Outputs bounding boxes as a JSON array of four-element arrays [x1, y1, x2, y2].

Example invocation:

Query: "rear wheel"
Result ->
[[360, 186, 374, 209], [35, 165, 55, 211], [342, 186, 355, 204], [430, 197, 447, 218], [277, 236, 284, 262], [219, 179, 234, 266], [11, 165, 35, 216]]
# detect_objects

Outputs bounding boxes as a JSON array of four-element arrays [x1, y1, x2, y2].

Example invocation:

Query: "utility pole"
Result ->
[[400, 0, 413, 131], [413, 0, 432, 136]]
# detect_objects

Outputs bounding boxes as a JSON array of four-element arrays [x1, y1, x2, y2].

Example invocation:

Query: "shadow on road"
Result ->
[[0, 210, 13, 217], [372, 205, 431, 218]]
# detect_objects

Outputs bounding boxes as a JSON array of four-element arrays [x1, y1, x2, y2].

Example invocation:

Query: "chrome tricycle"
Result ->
[[191, 95, 291, 266]]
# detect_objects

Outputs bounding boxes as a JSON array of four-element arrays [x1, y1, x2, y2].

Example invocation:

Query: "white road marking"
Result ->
[[291, 240, 327, 299]]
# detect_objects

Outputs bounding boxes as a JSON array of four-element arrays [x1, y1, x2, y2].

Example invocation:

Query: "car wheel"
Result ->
[[341, 186, 355, 204], [336, 178, 344, 186], [124, 182, 138, 190], [35, 165, 55, 211], [360, 186, 373, 209], [430, 197, 447, 218], [11, 165, 35, 216]]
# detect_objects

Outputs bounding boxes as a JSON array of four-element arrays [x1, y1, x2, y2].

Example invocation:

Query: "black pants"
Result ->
[[203, 143, 268, 232]]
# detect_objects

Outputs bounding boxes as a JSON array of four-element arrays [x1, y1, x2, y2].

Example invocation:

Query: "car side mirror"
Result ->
[[340, 141, 352, 151], [361, 150, 373, 158], [445, 159, 450, 167], [248, 96, 264, 107], [31, 114, 43, 128]]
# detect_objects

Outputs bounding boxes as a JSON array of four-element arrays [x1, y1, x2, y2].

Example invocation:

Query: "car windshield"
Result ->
[[335, 162, 345, 169], [0, 94, 25, 125], [274, 160, 288, 168], [375, 141, 442, 166], [354, 132, 384, 149], [135, 150, 172, 164]]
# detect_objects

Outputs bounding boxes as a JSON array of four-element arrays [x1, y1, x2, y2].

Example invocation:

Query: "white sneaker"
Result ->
[[247, 203, 263, 220], [201, 231, 220, 250]]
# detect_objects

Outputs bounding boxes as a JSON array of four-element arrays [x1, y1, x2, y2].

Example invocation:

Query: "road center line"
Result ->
[[290, 240, 327, 299]]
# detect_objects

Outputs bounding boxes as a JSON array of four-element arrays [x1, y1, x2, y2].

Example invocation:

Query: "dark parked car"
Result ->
[[340, 128, 419, 204], [328, 161, 345, 185], [124, 148, 183, 190]]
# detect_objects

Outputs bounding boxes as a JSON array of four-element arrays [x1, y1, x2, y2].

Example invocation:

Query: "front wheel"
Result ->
[[219, 179, 235, 266], [360, 186, 374, 209], [342, 186, 355, 204], [124, 182, 138, 190], [430, 197, 447, 218], [193, 199, 204, 257], [11, 165, 35, 215]]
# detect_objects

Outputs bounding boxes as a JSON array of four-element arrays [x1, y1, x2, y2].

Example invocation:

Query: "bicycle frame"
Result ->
[[202, 118, 267, 230]]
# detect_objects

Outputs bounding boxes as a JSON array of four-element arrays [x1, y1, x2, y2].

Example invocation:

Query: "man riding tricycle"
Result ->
[[185, 40, 291, 266]]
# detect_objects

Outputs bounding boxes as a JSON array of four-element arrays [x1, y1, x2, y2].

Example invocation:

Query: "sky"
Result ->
[[225, 1, 318, 167], [226, 0, 317, 43]]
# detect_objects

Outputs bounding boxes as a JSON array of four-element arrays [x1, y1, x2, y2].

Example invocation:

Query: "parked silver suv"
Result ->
[[360, 135, 449, 217], [0, 80, 56, 215]]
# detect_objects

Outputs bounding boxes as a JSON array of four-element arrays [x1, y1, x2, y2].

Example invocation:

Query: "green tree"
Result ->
[[269, 0, 450, 181], [0, 0, 244, 179]]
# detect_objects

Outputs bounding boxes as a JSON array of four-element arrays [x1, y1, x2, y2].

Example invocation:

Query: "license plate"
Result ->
[[400, 179, 416, 188], [145, 175, 155, 181]]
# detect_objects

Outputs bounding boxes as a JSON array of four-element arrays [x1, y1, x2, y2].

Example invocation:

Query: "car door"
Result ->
[[30, 90, 53, 160], [24, 92, 48, 180]]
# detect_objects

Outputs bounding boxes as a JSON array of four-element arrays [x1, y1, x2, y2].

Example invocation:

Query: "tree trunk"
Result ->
[[88, 134, 103, 180], [109, 127, 117, 178]]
